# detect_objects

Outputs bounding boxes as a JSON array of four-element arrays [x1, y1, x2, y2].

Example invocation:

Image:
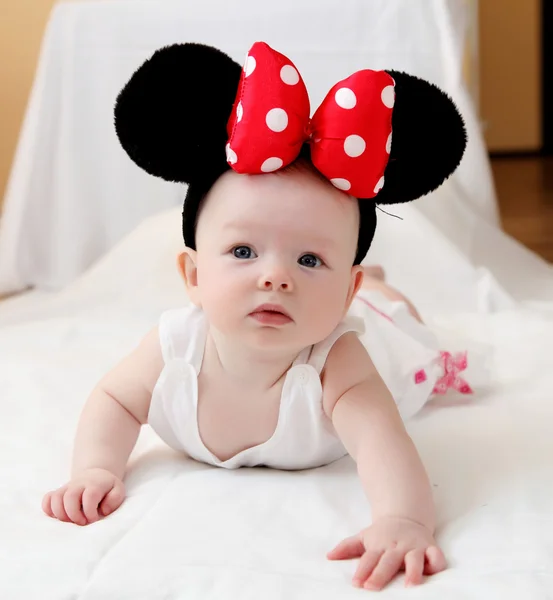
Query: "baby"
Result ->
[[42, 41, 468, 591]]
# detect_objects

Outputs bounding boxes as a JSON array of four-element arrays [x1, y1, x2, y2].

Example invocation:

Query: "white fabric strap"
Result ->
[[307, 316, 365, 374], [158, 305, 206, 374]]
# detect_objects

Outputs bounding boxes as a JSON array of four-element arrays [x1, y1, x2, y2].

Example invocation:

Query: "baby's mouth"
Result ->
[[249, 304, 293, 325]]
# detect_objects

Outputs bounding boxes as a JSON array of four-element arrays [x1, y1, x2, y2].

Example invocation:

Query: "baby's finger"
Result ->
[[404, 549, 425, 587], [98, 482, 125, 517], [63, 486, 88, 526], [364, 550, 404, 590], [82, 486, 107, 524], [424, 546, 447, 575], [351, 550, 383, 588], [42, 492, 55, 518], [327, 534, 365, 561], [50, 490, 71, 523]]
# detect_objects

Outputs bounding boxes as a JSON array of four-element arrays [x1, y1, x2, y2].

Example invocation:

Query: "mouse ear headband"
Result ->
[[114, 42, 466, 259]]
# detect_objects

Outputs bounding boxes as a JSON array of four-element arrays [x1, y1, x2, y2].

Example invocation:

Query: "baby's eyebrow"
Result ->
[[301, 236, 339, 252], [221, 220, 256, 231], [221, 220, 341, 252]]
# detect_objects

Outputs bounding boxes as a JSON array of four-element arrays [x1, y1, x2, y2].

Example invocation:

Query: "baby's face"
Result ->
[[185, 166, 364, 352]]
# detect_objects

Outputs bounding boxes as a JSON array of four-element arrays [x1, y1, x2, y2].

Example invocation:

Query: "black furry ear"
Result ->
[[372, 71, 467, 205], [114, 43, 242, 184]]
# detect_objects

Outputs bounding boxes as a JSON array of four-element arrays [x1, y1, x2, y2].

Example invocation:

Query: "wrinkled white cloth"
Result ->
[[0, 204, 552, 599], [0, 0, 498, 294]]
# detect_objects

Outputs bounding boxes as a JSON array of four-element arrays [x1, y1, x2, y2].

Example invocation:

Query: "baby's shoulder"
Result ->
[[319, 330, 377, 418], [99, 326, 164, 425], [308, 315, 365, 370]]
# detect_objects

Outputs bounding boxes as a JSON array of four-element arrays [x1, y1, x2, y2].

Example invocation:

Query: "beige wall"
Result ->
[[479, 0, 542, 152], [0, 0, 60, 208]]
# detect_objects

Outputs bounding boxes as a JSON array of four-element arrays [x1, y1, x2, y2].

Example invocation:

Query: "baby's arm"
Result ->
[[322, 333, 445, 590], [42, 327, 164, 525]]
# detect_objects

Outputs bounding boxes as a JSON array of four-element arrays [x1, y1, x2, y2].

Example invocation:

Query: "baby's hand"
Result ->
[[42, 468, 125, 526], [327, 516, 446, 590]]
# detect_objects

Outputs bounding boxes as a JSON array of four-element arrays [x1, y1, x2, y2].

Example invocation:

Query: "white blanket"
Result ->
[[1, 205, 553, 599]]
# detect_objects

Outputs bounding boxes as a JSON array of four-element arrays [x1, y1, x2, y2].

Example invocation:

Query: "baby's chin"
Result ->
[[217, 322, 307, 355], [243, 322, 335, 354]]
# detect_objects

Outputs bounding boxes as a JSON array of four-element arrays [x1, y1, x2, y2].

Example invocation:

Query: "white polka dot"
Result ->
[[237, 102, 243, 123], [261, 157, 284, 172], [226, 143, 237, 164], [335, 88, 357, 109], [381, 85, 395, 108], [374, 176, 385, 194], [386, 132, 392, 154], [313, 138, 321, 143], [266, 108, 288, 132], [344, 135, 366, 158], [330, 178, 351, 191], [280, 65, 299, 85], [245, 55, 256, 77]]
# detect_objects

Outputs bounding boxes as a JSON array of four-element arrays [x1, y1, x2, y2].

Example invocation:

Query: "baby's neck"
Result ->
[[204, 328, 300, 390]]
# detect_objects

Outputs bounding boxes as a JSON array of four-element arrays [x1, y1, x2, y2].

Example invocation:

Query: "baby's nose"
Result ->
[[258, 264, 293, 292]]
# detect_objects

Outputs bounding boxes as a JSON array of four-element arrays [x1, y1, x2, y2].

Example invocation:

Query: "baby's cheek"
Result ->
[[319, 281, 353, 324], [307, 285, 345, 325], [200, 273, 243, 329], [198, 261, 231, 298], [315, 277, 349, 308]]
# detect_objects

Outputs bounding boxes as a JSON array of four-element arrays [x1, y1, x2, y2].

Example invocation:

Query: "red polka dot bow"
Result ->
[[226, 42, 395, 198]]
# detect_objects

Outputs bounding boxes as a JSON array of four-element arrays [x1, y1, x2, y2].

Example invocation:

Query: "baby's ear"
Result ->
[[345, 265, 365, 313], [177, 250, 201, 307]]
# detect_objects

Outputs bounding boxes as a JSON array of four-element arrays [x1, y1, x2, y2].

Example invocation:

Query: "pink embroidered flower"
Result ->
[[432, 351, 473, 395], [414, 369, 427, 384]]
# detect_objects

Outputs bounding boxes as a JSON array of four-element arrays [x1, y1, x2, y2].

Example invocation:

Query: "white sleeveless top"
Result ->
[[148, 291, 487, 471], [148, 305, 365, 470]]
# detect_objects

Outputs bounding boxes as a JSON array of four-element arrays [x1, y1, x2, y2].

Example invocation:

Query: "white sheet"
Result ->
[[0, 0, 496, 294], [1, 205, 553, 599]]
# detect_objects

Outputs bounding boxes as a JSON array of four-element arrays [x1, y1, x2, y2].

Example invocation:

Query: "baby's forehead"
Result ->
[[206, 168, 359, 228]]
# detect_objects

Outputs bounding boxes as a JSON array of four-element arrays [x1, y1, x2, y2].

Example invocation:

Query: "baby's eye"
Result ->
[[298, 254, 323, 268], [232, 245, 257, 259]]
